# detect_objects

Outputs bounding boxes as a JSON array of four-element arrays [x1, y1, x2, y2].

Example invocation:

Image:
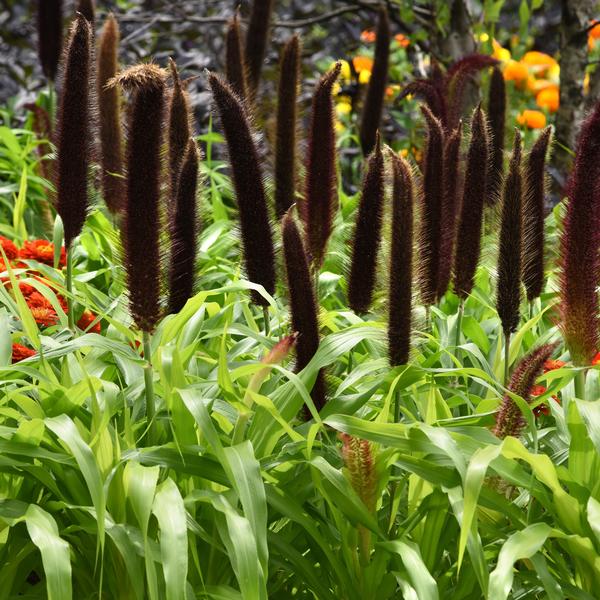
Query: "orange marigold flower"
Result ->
[[0, 236, 18, 260], [517, 109, 546, 129], [353, 56, 374, 74], [544, 359, 566, 372], [77, 309, 101, 333], [19, 240, 66, 267], [590, 20, 600, 39], [536, 86, 559, 113], [361, 29, 376, 43], [394, 33, 410, 48], [503, 60, 529, 87], [29, 305, 58, 327], [592, 352, 600, 365], [522, 51, 557, 74], [11, 343, 36, 363]]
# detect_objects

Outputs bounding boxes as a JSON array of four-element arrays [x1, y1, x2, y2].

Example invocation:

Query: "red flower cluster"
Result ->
[[531, 358, 566, 416], [11, 343, 36, 363]]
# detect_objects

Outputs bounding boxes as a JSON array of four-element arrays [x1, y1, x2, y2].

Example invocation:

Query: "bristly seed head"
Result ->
[[37, 0, 63, 82]]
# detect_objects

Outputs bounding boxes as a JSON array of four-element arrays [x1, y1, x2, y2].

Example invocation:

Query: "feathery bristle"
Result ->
[[38, 0, 63, 82], [55, 14, 93, 248], [388, 152, 414, 366], [453, 106, 490, 299], [225, 13, 248, 101], [244, 0, 274, 96], [445, 54, 498, 129], [348, 136, 385, 313], [437, 122, 462, 300], [418, 107, 445, 306], [359, 6, 390, 155], [168, 140, 200, 314], [522, 127, 551, 302], [275, 35, 301, 219], [168, 59, 194, 206], [559, 100, 600, 365], [497, 131, 523, 337], [522, 127, 552, 302], [208, 73, 276, 305], [487, 66, 506, 203], [116, 64, 168, 332], [304, 63, 341, 268], [282, 213, 326, 415], [97, 13, 125, 213], [76, 0, 95, 24], [397, 80, 446, 125], [493, 342, 558, 439]]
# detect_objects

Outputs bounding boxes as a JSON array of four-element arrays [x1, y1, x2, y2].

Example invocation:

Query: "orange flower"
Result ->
[[29, 305, 59, 327], [361, 29, 376, 43], [592, 352, 600, 365], [0, 236, 18, 260], [522, 51, 557, 74], [11, 343, 36, 363], [503, 60, 529, 87], [77, 310, 101, 333], [19, 240, 66, 267], [527, 77, 555, 95], [543, 359, 566, 372], [352, 56, 374, 74], [589, 20, 600, 39], [536, 86, 559, 113], [394, 33, 410, 48], [517, 109, 547, 129]]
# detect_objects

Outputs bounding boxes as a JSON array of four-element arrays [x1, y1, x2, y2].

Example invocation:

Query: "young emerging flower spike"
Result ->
[[225, 13, 248, 101], [497, 131, 523, 337], [55, 13, 93, 249], [487, 66, 506, 203], [359, 6, 390, 155], [388, 152, 414, 366], [111, 63, 168, 332], [453, 106, 490, 299], [493, 342, 558, 439], [168, 59, 194, 206], [168, 140, 200, 314], [275, 35, 301, 219], [418, 107, 445, 306], [209, 73, 276, 305], [76, 0, 95, 24], [97, 13, 125, 213], [522, 127, 551, 302], [348, 135, 385, 313], [37, 0, 63, 82], [560, 100, 600, 366], [244, 0, 274, 96], [437, 122, 462, 300], [304, 62, 341, 268], [282, 213, 326, 414]]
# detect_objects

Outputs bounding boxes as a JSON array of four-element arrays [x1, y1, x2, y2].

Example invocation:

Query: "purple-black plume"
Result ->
[[37, 0, 63, 82]]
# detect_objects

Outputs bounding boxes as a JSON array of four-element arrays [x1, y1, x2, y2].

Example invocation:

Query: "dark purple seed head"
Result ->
[[37, 0, 63, 82], [244, 0, 275, 97], [76, 0, 95, 24], [225, 13, 248, 101], [487, 66, 506, 203]]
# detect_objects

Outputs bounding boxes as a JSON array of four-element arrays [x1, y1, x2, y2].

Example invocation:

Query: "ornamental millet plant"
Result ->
[[225, 13, 248, 102], [97, 13, 125, 214], [348, 134, 385, 314], [487, 66, 506, 203], [274, 34, 301, 219], [497, 131, 523, 384], [37, 0, 63, 83], [209, 73, 276, 307], [359, 5, 389, 156], [55, 13, 93, 330], [110, 63, 169, 443], [244, 0, 274, 97], [304, 62, 341, 271], [418, 106, 444, 308], [559, 98, 600, 396]]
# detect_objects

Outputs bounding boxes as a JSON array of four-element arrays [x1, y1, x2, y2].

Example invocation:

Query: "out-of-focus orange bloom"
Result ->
[[503, 60, 529, 88], [77, 310, 101, 333], [592, 352, 600, 365], [0, 236, 18, 260], [536, 86, 559, 113], [492, 39, 511, 62], [353, 56, 373, 74], [11, 343, 36, 363], [517, 109, 547, 129], [544, 359, 566, 372], [527, 77, 555, 95], [395, 33, 410, 47], [19, 240, 66, 267], [589, 20, 600, 39], [361, 29, 376, 43], [522, 51, 557, 74]]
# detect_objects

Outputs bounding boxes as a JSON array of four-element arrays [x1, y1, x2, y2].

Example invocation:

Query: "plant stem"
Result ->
[[455, 300, 464, 349], [48, 80, 56, 123], [66, 246, 75, 331], [393, 381, 401, 424], [232, 412, 250, 446], [504, 331, 511, 386], [143, 330, 156, 444], [262, 305, 270, 336], [574, 368, 587, 401]]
